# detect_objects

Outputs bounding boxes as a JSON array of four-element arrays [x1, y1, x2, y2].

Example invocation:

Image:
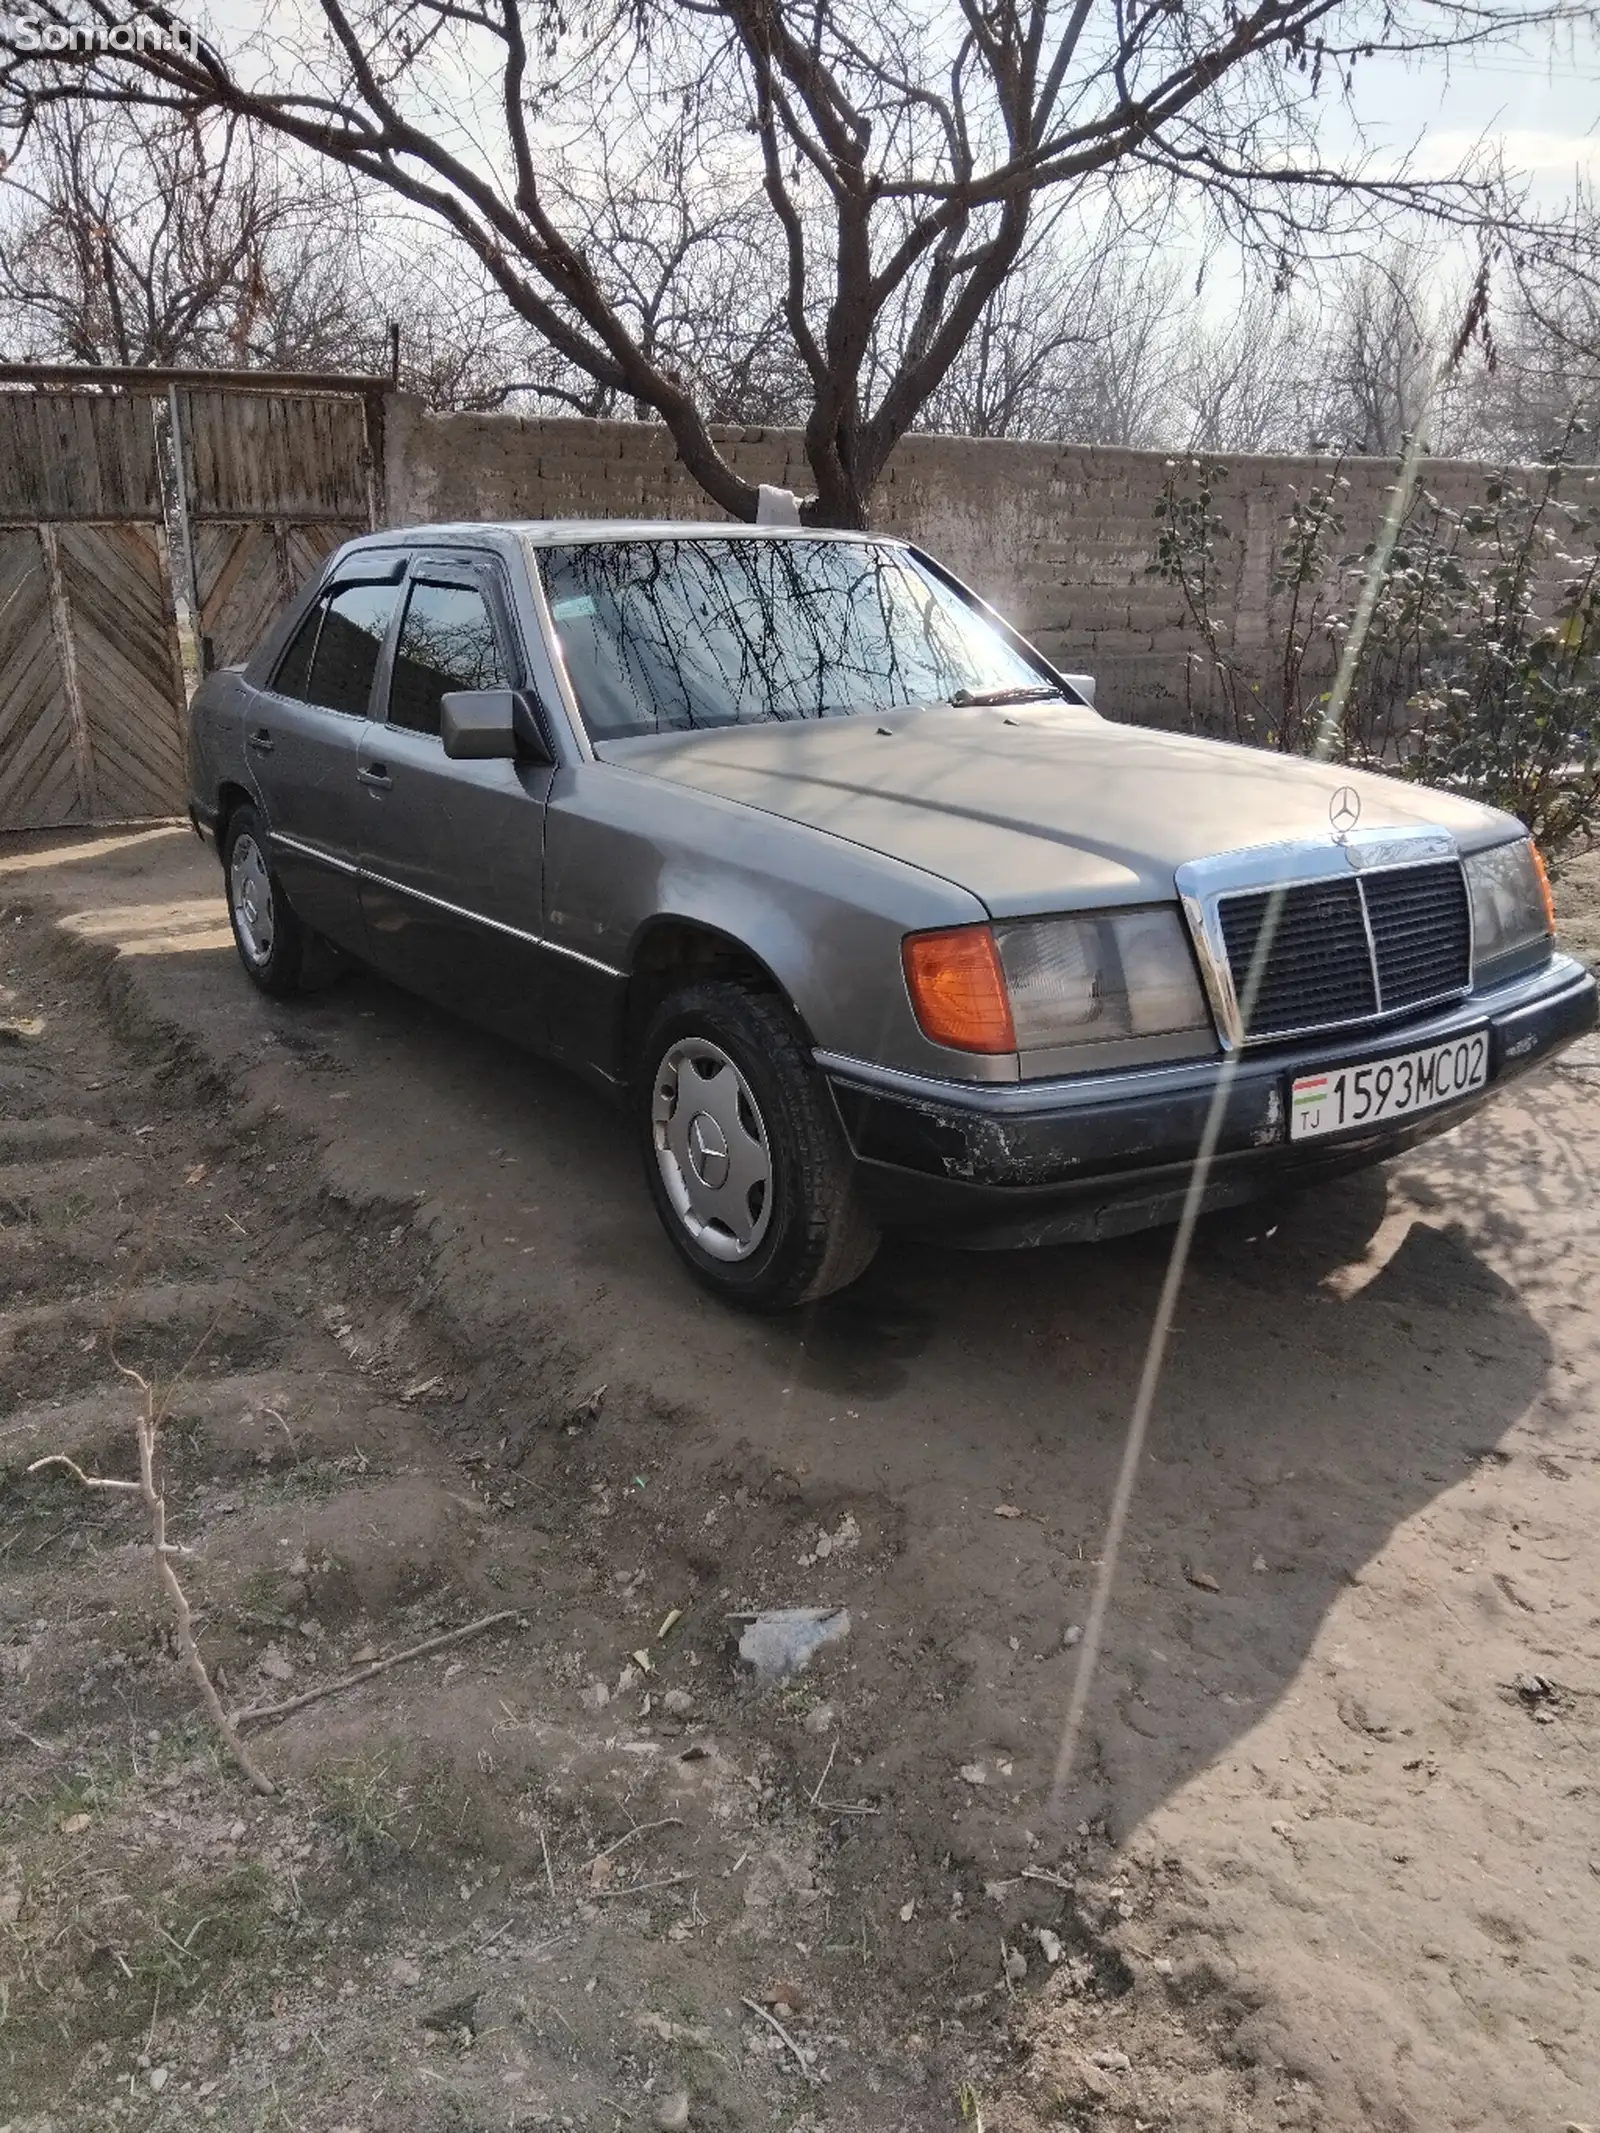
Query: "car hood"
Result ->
[[598, 707, 1518, 917]]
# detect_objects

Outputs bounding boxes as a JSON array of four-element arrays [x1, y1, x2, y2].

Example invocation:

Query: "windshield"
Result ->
[[535, 536, 1052, 741]]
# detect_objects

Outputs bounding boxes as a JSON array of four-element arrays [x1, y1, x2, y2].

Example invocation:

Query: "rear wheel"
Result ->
[[638, 981, 879, 1310], [222, 804, 317, 997]]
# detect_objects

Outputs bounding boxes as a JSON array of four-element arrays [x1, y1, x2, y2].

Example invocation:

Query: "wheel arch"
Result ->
[[214, 781, 258, 859], [621, 916, 814, 1082]]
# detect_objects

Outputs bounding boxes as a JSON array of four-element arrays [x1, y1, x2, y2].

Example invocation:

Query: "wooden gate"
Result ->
[[0, 367, 388, 832], [0, 528, 73, 828], [0, 390, 186, 828], [181, 387, 375, 673]]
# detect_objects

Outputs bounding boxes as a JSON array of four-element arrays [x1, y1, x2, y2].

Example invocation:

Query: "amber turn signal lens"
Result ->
[[903, 925, 1017, 1053], [1530, 843, 1557, 935]]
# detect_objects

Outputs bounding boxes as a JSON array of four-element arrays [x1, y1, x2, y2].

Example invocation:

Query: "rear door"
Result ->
[[248, 563, 403, 950], [356, 553, 556, 1045]]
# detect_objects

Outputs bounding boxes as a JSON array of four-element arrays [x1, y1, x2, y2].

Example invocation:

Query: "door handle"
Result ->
[[247, 727, 274, 755], [357, 763, 392, 790]]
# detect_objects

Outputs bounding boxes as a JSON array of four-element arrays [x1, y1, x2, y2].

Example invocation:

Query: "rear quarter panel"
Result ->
[[187, 669, 256, 834]]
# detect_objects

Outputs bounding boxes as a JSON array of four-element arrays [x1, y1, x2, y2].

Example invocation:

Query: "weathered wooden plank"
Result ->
[[30, 755, 82, 827], [1, 719, 81, 827], [183, 391, 370, 520], [1, 387, 374, 522], [0, 391, 163, 521], [0, 527, 84, 827], [284, 521, 360, 588], [0, 398, 29, 517], [0, 529, 52, 674], [0, 698, 69, 819], [58, 524, 186, 820], [197, 522, 285, 672], [37, 523, 98, 815]]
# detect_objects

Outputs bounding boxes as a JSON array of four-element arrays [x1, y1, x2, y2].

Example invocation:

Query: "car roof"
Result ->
[[345, 520, 900, 550]]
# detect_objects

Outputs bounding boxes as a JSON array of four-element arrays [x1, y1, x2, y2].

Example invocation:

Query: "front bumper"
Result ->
[[823, 955, 1597, 1248]]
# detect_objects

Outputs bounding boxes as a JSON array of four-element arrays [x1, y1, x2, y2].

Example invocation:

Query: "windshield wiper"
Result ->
[[949, 684, 1062, 708]]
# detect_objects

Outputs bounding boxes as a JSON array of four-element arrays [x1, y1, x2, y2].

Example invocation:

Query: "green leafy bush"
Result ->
[[1151, 448, 1600, 851]]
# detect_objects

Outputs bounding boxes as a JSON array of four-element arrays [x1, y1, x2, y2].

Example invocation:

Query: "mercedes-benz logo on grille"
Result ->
[[1328, 785, 1362, 840]]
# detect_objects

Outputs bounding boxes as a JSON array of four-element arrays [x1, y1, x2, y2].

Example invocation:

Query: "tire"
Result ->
[[637, 981, 880, 1310], [221, 804, 317, 998]]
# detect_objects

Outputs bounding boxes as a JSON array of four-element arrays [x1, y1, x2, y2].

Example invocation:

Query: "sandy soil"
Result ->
[[1551, 843, 1600, 974], [2, 825, 1598, 2133]]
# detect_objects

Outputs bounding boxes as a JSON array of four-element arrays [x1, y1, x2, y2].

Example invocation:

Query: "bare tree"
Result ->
[[1311, 246, 1437, 453], [1449, 200, 1600, 461], [0, 100, 574, 406], [1171, 284, 1318, 453], [921, 217, 1183, 444], [1, 101, 251, 364], [920, 247, 1096, 438], [1063, 245, 1187, 449], [0, 101, 370, 366], [535, 103, 811, 423], [1, 0, 1583, 524]]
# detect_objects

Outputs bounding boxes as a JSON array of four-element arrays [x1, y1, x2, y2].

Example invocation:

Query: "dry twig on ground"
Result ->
[[30, 1354, 276, 1797], [741, 1995, 822, 2084], [231, 1610, 519, 1727]]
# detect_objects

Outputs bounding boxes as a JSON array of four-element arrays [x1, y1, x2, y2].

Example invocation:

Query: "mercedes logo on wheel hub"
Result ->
[[686, 1111, 730, 1189]]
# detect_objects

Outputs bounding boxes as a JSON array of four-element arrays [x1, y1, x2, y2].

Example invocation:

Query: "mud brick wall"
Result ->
[[385, 398, 1599, 730]]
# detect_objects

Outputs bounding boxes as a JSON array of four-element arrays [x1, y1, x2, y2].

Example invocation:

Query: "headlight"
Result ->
[[902, 910, 1211, 1054], [996, 909, 1210, 1048], [1464, 839, 1555, 977]]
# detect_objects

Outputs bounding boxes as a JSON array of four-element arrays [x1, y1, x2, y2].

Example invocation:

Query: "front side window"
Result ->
[[389, 581, 507, 737], [303, 582, 398, 717], [536, 538, 1047, 742]]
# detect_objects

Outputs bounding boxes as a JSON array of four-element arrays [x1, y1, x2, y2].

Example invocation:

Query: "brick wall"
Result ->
[[385, 397, 1599, 729]]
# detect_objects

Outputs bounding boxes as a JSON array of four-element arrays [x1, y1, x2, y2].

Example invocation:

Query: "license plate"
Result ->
[[1289, 1030, 1489, 1141]]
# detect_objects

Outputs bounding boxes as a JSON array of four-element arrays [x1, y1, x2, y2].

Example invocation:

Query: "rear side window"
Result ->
[[301, 582, 398, 718], [388, 581, 506, 737], [271, 603, 323, 700]]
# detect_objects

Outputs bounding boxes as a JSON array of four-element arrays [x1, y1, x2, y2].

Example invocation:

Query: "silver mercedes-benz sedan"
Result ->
[[187, 522, 1596, 1308]]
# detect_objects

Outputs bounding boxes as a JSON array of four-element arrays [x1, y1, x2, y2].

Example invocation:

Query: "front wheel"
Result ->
[[637, 982, 879, 1311]]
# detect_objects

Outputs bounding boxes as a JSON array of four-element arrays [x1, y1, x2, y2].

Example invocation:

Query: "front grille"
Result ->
[[1218, 860, 1470, 1042], [1220, 878, 1377, 1036], [1362, 862, 1472, 1010]]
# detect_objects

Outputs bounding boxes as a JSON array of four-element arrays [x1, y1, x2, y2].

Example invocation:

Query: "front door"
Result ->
[[248, 569, 402, 951], [356, 557, 555, 1047]]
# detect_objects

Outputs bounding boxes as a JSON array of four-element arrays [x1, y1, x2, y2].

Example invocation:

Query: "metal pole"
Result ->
[[0, 359, 394, 394], [166, 383, 204, 673], [38, 523, 99, 820]]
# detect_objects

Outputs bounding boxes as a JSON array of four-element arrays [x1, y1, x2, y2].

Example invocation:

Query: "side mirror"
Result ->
[[1062, 672, 1096, 708], [440, 688, 551, 763]]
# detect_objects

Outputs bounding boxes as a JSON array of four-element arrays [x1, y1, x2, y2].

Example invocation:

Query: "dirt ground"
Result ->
[[2, 825, 1598, 2133]]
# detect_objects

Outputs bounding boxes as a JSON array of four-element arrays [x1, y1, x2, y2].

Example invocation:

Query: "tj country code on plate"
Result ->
[[1290, 1031, 1489, 1141]]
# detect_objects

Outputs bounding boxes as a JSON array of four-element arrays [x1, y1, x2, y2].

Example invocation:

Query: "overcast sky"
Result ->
[[192, 0, 1598, 319], [206, 2, 1599, 201], [1336, 35, 1600, 198]]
